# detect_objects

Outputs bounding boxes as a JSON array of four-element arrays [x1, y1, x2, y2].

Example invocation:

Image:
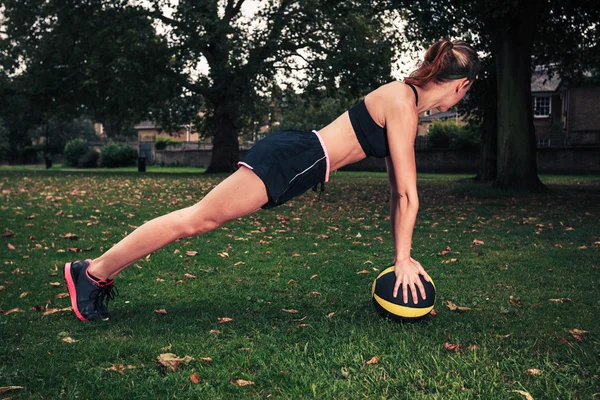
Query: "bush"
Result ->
[[100, 143, 138, 168], [78, 150, 99, 168], [64, 140, 89, 167], [427, 120, 479, 151], [155, 136, 182, 150]]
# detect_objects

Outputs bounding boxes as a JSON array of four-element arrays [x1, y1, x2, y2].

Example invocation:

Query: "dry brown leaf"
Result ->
[[218, 317, 233, 323], [1, 231, 15, 237], [472, 239, 485, 246], [190, 372, 200, 384], [184, 273, 197, 279], [438, 246, 451, 256], [0, 286, 5, 291], [327, 312, 335, 318], [56, 293, 70, 299], [365, 356, 380, 365], [43, 307, 72, 316], [510, 389, 534, 400], [186, 251, 198, 256], [310, 274, 318, 279], [444, 300, 471, 312], [104, 364, 136, 373], [525, 369, 542, 375], [62, 336, 77, 343], [291, 253, 301, 257], [282, 309, 298, 313], [441, 258, 459, 264], [156, 277, 165, 282], [356, 269, 370, 274], [444, 342, 462, 352], [297, 323, 310, 328], [430, 309, 438, 317], [157, 353, 194, 372], [49, 282, 61, 287], [566, 328, 588, 341], [63, 233, 78, 240], [230, 379, 255, 387], [0, 386, 25, 394], [210, 330, 222, 334], [218, 252, 229, 258], [7, 243, 16, 250], [19, 292, 29, 298], [4, 308, 25, 315], [155, 309, 168, 315], [199, 357, 213, 362], [549, 298, 571, 303]]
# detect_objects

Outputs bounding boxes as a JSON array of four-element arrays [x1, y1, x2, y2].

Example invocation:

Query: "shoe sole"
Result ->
[[63, 262, 89, 322]]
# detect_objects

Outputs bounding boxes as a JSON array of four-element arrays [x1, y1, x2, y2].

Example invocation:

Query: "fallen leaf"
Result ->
[[310, 274, 318, 279], [186, 251, 198, 256], [4, 308, 25, 315], [218, 317, 233, 323], [19, 292, 29, 298], [190, 372, 200, 384], [472, 239, 485, 246], [492, 334, 511, 339], [365, 356, 379, 365], [525, 369, 542, 375], [0, 386, 25, 394], [62, 336, 77, 343], [444, 342, 462, 353], [566, 328, 588, 341], [438, 246, 451, 256], [156, 278, 165, 282], [356, 269, 370, 274], [441, 258, 459, 264], [430, 309, 438, 317], [1, 231, 15, 237], [230, 379, 254, 387], [210, 330, 222, 334], [234, 261, 246, 266], [0, 286, 5, 291], [327, 312, 335, 318], [443, 300, 471, 312], [467, 344, 479, 351], [218, 252, 229, 258], [62, 233, 78, 240], [43, 307, 72, 316], [49, 282, 61, 287], [56, 293, 70, 299], [155, 309, 168, 315], [297, 324, 310, 328], [291, 253, 301, 257], [282, 309, 298, 313], [199, 357, 213, 362], [510, 389, 534, 400], [184, 273, 197, 279], [549, 298, 571, 303], [157, 353, 194, 372], [8, 243, 16, 250]]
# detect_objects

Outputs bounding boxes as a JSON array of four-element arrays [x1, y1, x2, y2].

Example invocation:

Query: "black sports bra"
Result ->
[[348, 82, 419, 158]]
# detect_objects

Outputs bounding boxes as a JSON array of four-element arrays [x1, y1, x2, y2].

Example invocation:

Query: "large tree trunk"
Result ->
[[205, 102, 239, 173], [491, 1, 545, 191]]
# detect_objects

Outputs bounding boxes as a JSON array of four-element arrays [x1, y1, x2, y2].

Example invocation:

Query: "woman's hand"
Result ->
[[393, 257, 430, 303]]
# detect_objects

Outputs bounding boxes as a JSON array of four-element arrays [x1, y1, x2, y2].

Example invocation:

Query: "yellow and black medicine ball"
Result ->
[[372, 266, 436, 322]]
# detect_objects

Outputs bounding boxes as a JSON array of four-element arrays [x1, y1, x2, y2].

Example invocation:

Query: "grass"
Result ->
[[0, 168, 599, 399]]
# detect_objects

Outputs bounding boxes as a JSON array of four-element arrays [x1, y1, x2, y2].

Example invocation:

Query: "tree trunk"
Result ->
[[491, 1, 545, 191], [476, 68, 498, 182], [205, 102, 239, 173]]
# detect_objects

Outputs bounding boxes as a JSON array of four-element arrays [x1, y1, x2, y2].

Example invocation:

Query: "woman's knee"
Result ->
[[177, 205, 224, 238]]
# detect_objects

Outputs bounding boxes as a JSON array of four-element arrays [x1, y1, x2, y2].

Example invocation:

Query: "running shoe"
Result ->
[[63, 259, 117, 321]]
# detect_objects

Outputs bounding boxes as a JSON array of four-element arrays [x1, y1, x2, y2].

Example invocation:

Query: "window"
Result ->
[[533, 96, 551, 117]]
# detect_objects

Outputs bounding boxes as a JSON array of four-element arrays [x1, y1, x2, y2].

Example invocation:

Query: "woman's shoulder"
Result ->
[[369, 81, 417, 107]]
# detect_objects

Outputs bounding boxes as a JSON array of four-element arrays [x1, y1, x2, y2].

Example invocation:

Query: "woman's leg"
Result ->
[[87, 167, 268, 280]]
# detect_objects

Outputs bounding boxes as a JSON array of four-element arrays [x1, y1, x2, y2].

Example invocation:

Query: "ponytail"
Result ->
[[405, 39, 479, 86]]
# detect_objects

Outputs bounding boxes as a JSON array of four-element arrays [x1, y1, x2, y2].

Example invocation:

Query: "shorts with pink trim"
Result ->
[[237, 129, 329, 209]]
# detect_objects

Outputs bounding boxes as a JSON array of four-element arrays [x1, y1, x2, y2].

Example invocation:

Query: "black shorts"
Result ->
[[238, 130, 330, 209]]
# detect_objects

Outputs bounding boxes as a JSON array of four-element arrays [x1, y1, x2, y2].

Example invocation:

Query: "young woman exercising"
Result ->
[[64, 39, 479, 322]]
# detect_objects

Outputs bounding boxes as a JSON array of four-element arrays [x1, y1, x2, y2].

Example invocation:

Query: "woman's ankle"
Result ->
[[87, 259, 111, 281]]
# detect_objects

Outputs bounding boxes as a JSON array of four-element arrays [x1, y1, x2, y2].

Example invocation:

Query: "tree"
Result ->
[[148, 0, 397, 172], [0, 0, 179, 140], [397, 0, 599, 190]]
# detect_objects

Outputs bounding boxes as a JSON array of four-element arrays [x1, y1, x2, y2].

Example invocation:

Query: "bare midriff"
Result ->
[[315, 112, 368, 172]]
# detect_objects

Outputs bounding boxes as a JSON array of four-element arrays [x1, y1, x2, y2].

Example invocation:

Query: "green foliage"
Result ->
[[279, 90, 355, 132], [427, 120, 479, 151], [78, 150, 99, 168], [64, 140, 89, 167], [100, 143, 137, 168], [155, 136, 182, 150], [0, 120, 10, 163]]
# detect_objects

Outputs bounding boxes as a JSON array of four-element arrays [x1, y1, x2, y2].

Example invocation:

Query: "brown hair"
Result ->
[[405, 39, 479, 86]]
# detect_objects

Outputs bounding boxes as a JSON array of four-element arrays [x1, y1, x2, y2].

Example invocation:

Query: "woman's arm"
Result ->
[[385, 101, 430, 303]]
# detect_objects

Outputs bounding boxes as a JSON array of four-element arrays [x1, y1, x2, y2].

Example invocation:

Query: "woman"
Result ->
[[64, 39, 479, 322]]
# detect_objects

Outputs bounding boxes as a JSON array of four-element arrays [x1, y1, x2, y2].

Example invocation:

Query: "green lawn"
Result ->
[[1, 168, 598, 399]]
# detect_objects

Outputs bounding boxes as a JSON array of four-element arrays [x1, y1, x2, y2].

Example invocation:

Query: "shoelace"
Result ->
[[89, 283, 119, 312]]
